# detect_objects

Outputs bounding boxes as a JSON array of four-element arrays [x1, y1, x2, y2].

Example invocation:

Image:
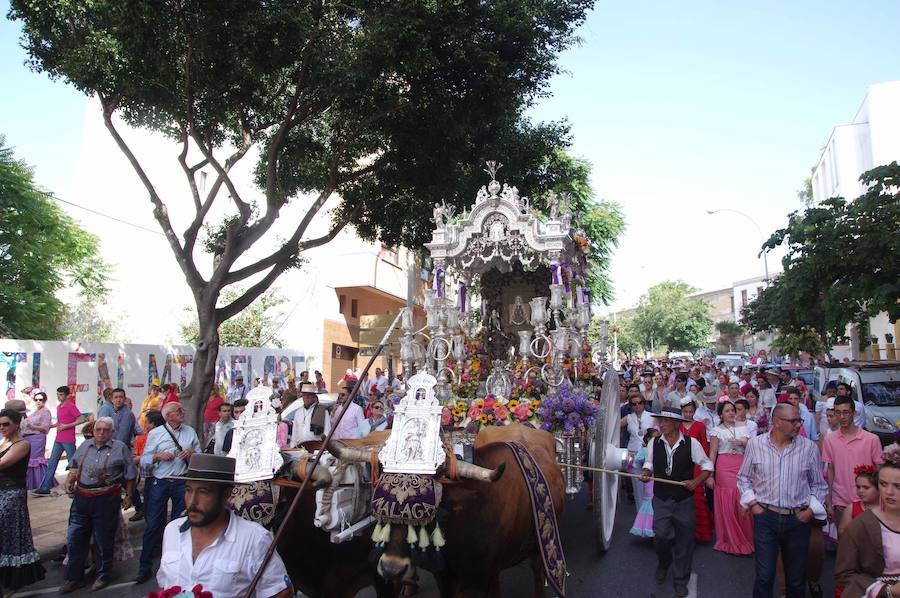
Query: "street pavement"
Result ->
[[13, 486, 836, 597]]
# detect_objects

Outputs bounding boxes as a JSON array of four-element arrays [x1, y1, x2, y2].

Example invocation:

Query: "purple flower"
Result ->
[[562, 398, 575, 413]]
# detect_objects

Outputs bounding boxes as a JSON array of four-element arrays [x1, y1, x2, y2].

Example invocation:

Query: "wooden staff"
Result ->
[[557, 462, 688, 487], [243, 310, 404, 598]]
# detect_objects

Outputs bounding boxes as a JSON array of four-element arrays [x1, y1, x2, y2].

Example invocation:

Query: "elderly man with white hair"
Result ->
[[133, 401, 201, 585], [60, 416, 137, 593]]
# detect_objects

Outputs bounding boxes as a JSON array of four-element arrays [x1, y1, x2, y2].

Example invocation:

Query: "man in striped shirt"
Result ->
[[737, 403, 828, 598]]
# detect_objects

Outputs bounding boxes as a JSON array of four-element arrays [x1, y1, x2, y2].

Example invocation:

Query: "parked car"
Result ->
[[813, 361, 900, 445], [715, 354, 747, 370]]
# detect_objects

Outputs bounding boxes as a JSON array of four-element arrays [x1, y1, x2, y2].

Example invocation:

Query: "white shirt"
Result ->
[[759, 388, 777, 410], [738, 418, 758, 436], [642, 432, 715, 474], [626, 411, 656, 453], [711, 423, 753, 454], [373, 375, 389, 393], [391, 377, 406, 394], [289, 403, 331, 447], [157, 511, 291, 598], [665, 389, 691, 409], [694, 404, 718, 436]]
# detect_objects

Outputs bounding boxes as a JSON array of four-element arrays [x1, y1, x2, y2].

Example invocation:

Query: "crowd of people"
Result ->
[[619, 356, 896, 598], [0, 365, 407, 596]]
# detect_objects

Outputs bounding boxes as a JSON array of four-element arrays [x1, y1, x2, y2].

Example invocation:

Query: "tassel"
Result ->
[[418, 526, 430, 548], [406, 524, 417, 546], [371, 522, 384, 543], [380, 523, 392, 544], [431, 523, 445, 548]]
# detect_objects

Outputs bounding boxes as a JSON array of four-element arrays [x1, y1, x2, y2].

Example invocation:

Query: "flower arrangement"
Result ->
[[536, 382, 598, 434], [442, 395, 540, 429], [573, 233, 590, 255], [149, 585, 212, 598]]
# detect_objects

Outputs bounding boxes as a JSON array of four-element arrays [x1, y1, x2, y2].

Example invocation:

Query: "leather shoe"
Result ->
[[60, 579, 86, 594], [808, 581, 824, 598], [674, 583, 689, 597], [134, 570, 153, 585], [655, 566, 668, 584], [92, 578, 110, 591]]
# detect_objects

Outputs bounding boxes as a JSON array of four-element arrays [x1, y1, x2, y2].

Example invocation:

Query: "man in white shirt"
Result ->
[[391, 372, 406, 395], [287, 383, 331, 446], [640, 407, 714, 598], [157, 454, 292, 598], [373, 368, 389, 394], [665, 374, 692, 409]]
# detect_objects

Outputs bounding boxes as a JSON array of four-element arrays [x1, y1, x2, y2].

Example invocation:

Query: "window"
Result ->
[[730, 295, 735, 314], [756, 286, 763, 297], [338, 294, 346, 314], [351, 298, 358, 318], [741, 290, 748, 306]]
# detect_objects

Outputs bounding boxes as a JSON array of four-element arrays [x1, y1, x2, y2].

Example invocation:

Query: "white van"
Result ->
[[814, 361, 900, 444]]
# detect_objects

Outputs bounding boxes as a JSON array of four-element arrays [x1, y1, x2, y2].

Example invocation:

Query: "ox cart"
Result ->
[[240, 164, 630, 597]]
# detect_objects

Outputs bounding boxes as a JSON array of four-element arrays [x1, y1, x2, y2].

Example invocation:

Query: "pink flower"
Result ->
[[484, 395, 497, 411], [514, 403, 531, 421], [494, 404, 509, 421], [441, 407, 452, 426], [467, 404, 482, 420]]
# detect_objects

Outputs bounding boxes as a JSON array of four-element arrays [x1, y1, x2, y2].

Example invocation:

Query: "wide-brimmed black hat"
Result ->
[[651, 407, 689, 422], [170, 454, 237, 484]]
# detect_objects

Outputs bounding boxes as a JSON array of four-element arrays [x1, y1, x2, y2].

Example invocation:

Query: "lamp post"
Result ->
[[706, 208, 769, 282]]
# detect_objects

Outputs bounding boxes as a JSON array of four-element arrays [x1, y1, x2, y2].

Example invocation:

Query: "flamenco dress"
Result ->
[[629, 446, 654, 538], [680, 420, 713, 543], [0, 440, 46, 590]]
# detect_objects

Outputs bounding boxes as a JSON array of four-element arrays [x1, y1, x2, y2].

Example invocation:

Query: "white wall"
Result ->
[[1, 339, 308, 417]]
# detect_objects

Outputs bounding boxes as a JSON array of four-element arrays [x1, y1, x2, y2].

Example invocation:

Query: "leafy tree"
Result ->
[[532, 151, 625, 304], [743, 162, 900, 354], [10, 0, 592, 425], [180, 288, 287, 349], [61, 292, 126, 343], [771, 329, 826, 359], [0, 140, 107, 339], [631, 281, 713, 352], [715, 320, 745, 350], [610, 317, 642, 360]]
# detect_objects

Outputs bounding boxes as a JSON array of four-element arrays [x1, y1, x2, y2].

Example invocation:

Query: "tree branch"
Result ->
[[99, 96, 202, 288]]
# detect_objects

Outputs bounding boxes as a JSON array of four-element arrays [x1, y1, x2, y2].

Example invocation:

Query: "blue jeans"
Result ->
[[39, 441, 76, 490], [752, 509, 811, 598], [65, 492, 121, 582], [138, 478, 185, 574]]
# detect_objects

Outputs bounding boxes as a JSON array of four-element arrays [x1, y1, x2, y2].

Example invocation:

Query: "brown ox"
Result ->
[[329, 424, 565, 597]]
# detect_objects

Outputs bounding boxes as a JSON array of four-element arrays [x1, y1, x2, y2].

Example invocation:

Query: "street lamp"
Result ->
[[706, 208, 769, 282]]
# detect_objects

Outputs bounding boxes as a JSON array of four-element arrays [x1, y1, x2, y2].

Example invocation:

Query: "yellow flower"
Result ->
[[457, 400, 467, 408], [479, 414, 488, 424], [507, 399, 519, 410], [475, 399, 485, 408], [452, 408, 463, 418]]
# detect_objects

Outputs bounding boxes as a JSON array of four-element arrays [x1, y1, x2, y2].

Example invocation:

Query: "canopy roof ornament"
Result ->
[[426, 162, 579, 277]]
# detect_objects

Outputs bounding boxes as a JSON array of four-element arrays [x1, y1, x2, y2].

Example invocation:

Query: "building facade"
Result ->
[[810, 80, 900, 358]]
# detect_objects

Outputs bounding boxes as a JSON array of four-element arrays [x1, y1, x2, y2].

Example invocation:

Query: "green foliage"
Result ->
[[715, 321, 745, 336], [531, 150, 625, 304], [610, 317, 642, 359], [180, 288, 287, 348], [0, 140, 107, 339], [743, 162, 900, 353], [631, 281, 713, 352], [771, 328, 826, 358], [61, 292, 126, 343]]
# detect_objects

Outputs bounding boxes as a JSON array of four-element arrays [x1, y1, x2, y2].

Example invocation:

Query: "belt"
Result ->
[[760, 503, 808, 515], [75, 483, 121, 498]]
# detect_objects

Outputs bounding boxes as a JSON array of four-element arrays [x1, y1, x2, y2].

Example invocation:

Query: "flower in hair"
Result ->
[[854, 464, 876, 476]]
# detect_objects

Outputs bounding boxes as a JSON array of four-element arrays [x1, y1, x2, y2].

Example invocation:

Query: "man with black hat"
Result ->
[[156, 454, 292, 598], [640, 407, 714, 598]]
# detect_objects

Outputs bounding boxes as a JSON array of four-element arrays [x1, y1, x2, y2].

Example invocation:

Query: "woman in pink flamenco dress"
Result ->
[[707, 400, 754, 555], [630, 429, 659, 538]]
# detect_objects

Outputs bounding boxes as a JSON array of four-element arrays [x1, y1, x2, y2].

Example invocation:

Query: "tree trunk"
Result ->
[[184, 303, 220, 430]]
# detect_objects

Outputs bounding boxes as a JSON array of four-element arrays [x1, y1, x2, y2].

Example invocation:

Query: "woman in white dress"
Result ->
[[620, 389, 656, 508]]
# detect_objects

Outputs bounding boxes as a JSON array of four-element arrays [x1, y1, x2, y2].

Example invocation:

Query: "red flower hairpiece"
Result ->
[[854, 464, 876, 477]]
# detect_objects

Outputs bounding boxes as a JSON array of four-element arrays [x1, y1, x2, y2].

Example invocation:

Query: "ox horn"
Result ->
[[457, 461, 506, 482], [293, 458, 333, 489], [326, 440, 374, 463]]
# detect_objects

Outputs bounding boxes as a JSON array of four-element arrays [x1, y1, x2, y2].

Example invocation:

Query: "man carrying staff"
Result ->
[[639, 406, 714, 598]]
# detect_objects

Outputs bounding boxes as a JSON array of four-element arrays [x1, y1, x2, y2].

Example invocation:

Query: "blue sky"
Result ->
[[2, 0, 899, 312]]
